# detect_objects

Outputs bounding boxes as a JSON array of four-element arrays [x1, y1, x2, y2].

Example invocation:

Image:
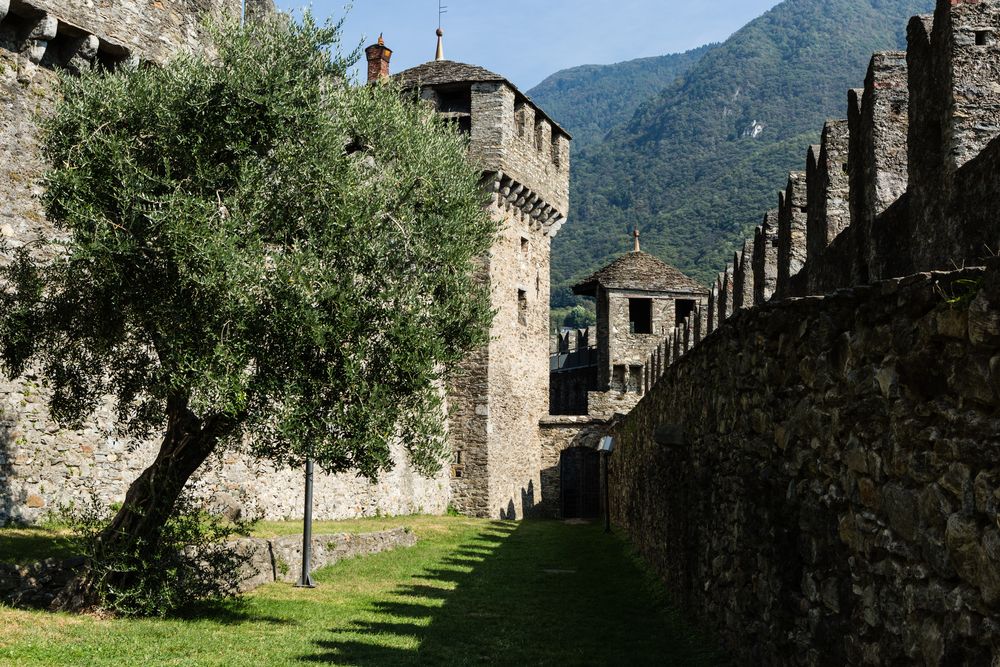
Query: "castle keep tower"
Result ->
[[391, 46, 571, 519]]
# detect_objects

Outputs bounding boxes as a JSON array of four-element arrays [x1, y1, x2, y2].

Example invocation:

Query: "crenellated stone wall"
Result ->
[[713, 0, 1000, 314], [610, 266, 1000, 665], [607, 1, 1000, 662]]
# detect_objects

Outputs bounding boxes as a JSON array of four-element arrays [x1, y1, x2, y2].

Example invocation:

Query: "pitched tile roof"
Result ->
[[573, 251, 707, 295]]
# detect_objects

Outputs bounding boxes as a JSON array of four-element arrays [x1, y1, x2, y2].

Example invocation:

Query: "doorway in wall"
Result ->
[[560, 447, 601, 519]]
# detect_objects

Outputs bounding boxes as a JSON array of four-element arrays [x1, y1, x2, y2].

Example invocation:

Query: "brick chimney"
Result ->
[[365, 34, 392, 83]]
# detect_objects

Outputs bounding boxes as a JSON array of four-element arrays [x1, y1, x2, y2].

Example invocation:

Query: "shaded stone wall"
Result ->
[[536, 416, 608, 518], [609, 266, 1000, 665], [1, 527, 416, 605]]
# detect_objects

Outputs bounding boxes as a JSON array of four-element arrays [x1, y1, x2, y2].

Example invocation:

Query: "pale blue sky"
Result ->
[[274, 0, 782, 90]]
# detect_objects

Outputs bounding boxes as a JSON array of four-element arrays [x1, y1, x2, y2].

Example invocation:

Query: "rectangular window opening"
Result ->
[[518, 289, 528, 326], [977, 30, 991, 46], [675, 299, 697, 326], [612, 365, 627, 392], [515, 102, 526, 138], [628, 366, 643, 394], [520, 236, 529, 255], [628, 298, 653, 335]]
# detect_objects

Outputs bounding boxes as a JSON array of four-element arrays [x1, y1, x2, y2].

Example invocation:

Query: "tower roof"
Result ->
[[394, 60, 571, 138], [395, 59, 505, 87], [573, 251, 707, 296]]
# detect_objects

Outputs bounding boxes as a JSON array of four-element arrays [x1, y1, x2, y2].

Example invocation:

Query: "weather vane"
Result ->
[[438, 0, 448, 30], [435, 0, 448, 61]]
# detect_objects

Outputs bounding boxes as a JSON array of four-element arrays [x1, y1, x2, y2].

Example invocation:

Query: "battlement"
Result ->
[[647, 0, 1000, 392], [395, 61, 571, 231], [775, 171, 807, 298]]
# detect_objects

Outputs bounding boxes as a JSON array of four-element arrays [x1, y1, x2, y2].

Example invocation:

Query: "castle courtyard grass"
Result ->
[[0, 516, 725, 666]]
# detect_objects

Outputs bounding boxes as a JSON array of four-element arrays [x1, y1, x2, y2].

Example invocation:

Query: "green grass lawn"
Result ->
[[0, 516, 726, 666]]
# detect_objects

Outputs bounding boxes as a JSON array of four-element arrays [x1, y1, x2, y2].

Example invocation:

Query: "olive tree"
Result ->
[[0, 14, 496, 579]]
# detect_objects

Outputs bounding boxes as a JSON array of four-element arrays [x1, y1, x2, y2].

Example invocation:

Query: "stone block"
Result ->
[[27, 15, 58, 42]]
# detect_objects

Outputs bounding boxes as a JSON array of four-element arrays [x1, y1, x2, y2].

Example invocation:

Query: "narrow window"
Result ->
[[612, 365, 627, 392], [520, 236, 529, 256], [518, 289, 528, 326], [628, 298, 653, 334], [976, 30, 991, 46], [628, 366, 643, 394], [675, 299, 697, 326], [535, 120, 544, 151], [515, 102, 526, 138], [551, 135, 562, 168]]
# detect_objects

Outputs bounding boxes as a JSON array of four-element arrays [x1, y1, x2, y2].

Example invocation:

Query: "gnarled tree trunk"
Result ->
[[57, 397, 231, 611]]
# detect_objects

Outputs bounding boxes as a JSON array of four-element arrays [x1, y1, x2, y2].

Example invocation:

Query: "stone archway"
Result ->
[[560, 447, 601, 519]]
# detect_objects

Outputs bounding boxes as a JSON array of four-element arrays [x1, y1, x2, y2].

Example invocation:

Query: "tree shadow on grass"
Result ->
[[300, 520, 727, 666], [173, 599, 298, 627]]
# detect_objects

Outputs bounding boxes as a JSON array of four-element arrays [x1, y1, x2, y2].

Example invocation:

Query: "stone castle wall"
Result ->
[[0, 0, 450, 525], [701, 0, 1000, 327], [485, 196, 551, 520], [609, 266, 1000, 665], [604, 0, 1000, 663]]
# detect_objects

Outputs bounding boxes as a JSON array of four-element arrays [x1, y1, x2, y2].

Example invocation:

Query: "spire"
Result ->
[[633, 227, 641, 252], [377, 33, 384, 46], [435, 28, 444, 61]]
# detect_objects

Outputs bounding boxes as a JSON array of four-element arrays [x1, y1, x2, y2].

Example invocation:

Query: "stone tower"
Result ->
[[570, 240, 707, 419], [391, 50, 571, 519]]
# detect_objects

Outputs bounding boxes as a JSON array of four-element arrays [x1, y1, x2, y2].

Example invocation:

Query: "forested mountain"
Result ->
[[544, 0, 934, 308], [528, 45, 714, 150]]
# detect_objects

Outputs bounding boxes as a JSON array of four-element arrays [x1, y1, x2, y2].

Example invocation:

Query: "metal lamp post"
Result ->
[[598, 436, 615, 534], [294, 457, 316, 588]]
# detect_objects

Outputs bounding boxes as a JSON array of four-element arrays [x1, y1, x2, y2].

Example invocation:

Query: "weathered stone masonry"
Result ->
[[395, 60, 571, 520], [610, 267, 1000, 665], [607, 0, 1000, 663]]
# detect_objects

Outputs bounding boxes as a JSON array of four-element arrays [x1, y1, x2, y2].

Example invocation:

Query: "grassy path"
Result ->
[[0, 517, 724, 666]]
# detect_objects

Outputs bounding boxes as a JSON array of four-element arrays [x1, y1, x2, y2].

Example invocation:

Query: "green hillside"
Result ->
[[528, 45, 714, 150], [547, 0, 934, 308]]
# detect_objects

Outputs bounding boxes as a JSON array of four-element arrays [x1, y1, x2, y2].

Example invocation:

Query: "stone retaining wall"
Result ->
[[0, 527, 418, 606], [609, 266, 1000, 665], [232, 527, 418, 592]]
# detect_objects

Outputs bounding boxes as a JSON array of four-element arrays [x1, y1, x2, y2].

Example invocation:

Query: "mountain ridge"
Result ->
[[528, 45, 714, 150], [535, 0, 934, 308]]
